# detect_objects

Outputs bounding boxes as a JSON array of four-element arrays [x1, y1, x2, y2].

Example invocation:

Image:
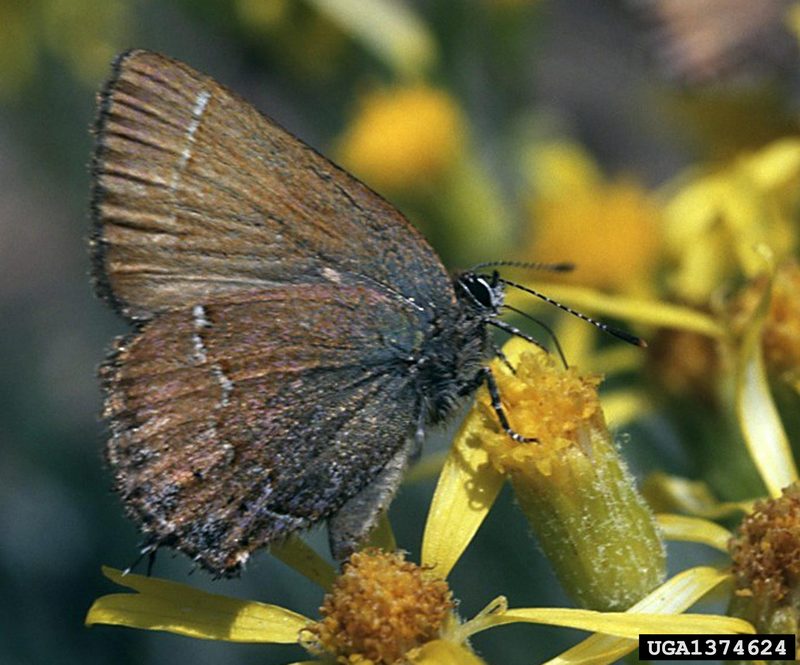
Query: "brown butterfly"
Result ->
[[91, 50, 501, 576], [91, 50, 640, 577]]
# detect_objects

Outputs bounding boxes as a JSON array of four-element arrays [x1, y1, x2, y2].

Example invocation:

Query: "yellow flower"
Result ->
[[521, 142, 663, 295], [456, 340, 666, 611], [730, 261, 800, 392], [639, 257, 800, 645], [663, 137, 800, 304], [729, 484, 800, 636], [636, 253, 799, 499], [421, 344, 753, 664], [86, 370, 751, 665], [337, 85, 466, 193], [579, 249, 798, 500], [302, 549, 455, 664]]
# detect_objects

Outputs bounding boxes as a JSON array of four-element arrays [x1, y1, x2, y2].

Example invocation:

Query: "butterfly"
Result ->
[[91, 50, 640, 576]]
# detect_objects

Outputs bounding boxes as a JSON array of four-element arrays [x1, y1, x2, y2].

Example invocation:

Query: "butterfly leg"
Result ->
[[480, 366, 538, 444], [125, 541, 159, 576], [491, 341, 516, 374]]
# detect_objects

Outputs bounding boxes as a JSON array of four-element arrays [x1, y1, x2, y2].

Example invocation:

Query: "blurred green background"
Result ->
[[4, 1, 798, 663]]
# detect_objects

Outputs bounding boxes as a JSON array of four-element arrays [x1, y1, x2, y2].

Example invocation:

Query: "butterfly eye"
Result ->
[[461, 274, 497, 310]]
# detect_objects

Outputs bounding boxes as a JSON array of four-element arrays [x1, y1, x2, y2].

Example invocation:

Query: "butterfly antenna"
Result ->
[[471, 260, 575, 273], [503, 304, 569, 368], [498, 277, 647, 347]]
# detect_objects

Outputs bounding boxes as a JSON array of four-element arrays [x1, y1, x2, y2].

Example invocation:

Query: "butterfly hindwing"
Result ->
[[102, 284, 423, 574]]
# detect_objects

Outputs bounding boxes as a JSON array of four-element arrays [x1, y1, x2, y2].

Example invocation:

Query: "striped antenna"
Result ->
[[497, 277, 647, 347], [471, 260, 575, 273]]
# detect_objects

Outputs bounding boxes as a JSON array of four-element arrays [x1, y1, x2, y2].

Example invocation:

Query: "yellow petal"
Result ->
[[453, 595, 508, 642], [85, 567, 309, 643], [270, 535, 337, 590], [663, 174, 726, 244], [541, 567, 743, 665], [743, 138, 800, 189], [656, 514, 732, 552], [642, 472, 754, 518], [668, 227, 729, 304], [466, 607, 751, 639], [307, 0, 436, 78], [630, 566, 733, 612], [410, 639, 487, 665], [421, 422, 504, 577], [734, 261, 798, 497], [508, 283, 724, 338]]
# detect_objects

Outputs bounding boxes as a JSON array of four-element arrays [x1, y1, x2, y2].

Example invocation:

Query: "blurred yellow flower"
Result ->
[[730, 261, 800, 390], [650, 258, 800, 642], [656, 324, 800, 646], [337, 85, 466, 192], [522, 142, 663, 295], [664, 137, 800, 304], [0, 0, 130, 96]]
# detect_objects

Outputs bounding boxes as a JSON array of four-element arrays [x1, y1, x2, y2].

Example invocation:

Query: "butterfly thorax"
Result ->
[[413, 272, 503, 426]]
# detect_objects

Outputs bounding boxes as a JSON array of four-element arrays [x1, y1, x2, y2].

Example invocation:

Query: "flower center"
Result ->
[[479, 347, 604, 476], [730, 483, 800, 603], [303, 549, 454, 665]]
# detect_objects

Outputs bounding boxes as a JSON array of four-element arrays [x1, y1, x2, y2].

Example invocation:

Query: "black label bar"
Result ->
[[638, 634, 795, 660]]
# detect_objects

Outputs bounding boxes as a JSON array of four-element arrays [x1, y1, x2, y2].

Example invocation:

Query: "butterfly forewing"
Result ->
[[91, 49, 453, 320]]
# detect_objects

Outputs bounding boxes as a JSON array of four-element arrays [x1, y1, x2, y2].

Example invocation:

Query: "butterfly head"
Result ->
[[455, 270, 504, 318]]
